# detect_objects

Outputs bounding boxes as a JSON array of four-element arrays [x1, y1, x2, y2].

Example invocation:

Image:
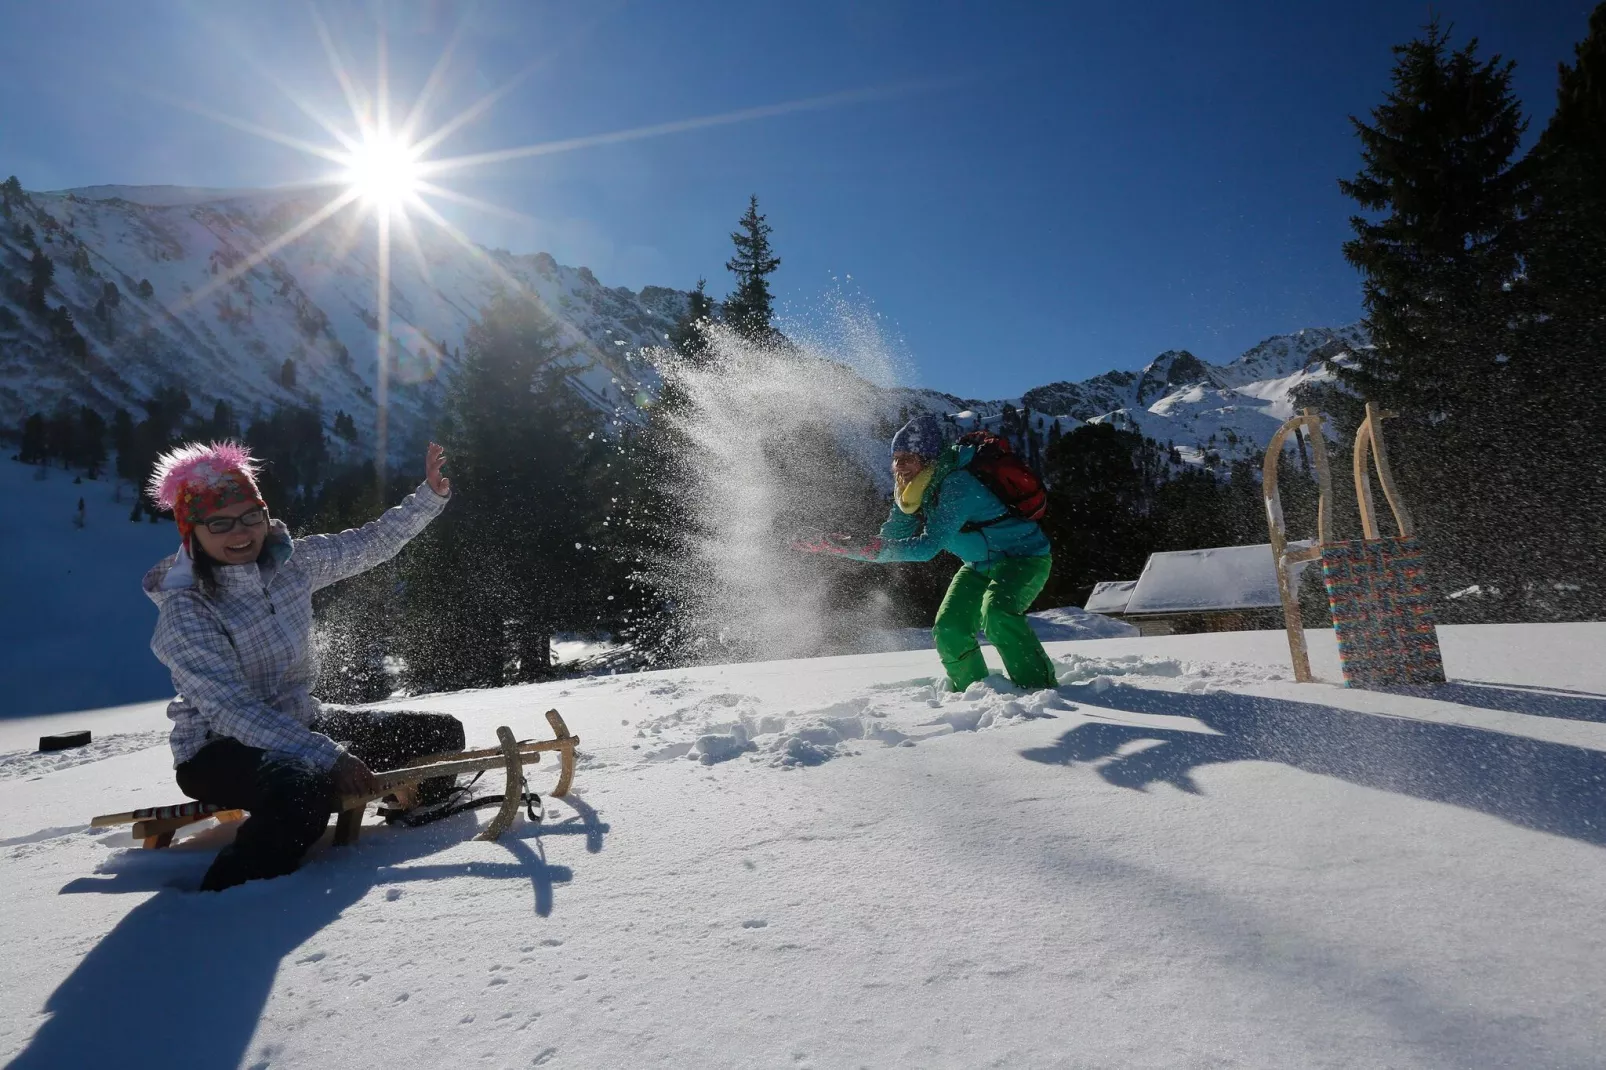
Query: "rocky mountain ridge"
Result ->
[[0, 183, 1365, 465]]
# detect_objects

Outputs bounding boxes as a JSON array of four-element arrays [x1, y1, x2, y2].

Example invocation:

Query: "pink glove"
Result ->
[[791, 533, 882, 559]]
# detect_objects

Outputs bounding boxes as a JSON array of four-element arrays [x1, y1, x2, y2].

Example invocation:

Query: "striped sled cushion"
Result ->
[[1321, 536, 1445, 688]]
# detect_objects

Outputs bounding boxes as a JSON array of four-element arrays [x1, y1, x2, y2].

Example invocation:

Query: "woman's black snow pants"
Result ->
[[174, 709, 465, 892]]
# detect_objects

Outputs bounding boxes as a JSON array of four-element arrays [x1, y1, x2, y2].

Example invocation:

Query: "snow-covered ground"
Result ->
[[867, 604, 1137, 652], [0, 459, 178, 717], [4, 622, 1605, 1068]]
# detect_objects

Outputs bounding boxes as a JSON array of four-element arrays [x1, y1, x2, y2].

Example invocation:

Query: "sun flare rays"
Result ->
[[161, 7, 907, 481]]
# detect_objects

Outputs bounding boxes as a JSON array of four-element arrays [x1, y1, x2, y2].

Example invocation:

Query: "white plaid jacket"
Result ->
[[144, 483, 448, 769]]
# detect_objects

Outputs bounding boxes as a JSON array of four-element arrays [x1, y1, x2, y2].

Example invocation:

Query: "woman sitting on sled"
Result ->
[[143, 440, 461, 891], [795, 413, 1059, 693]]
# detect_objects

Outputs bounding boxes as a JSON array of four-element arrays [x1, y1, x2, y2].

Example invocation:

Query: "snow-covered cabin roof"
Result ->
[[1121, 542, 1312, 616], [1084, 580, 1137, 615]]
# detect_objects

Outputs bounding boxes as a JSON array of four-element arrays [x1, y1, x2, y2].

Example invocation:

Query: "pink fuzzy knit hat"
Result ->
[[147, 441, 266, 547]]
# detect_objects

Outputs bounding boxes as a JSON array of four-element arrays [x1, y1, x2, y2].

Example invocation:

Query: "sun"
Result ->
[[341, 129, 422, 212]]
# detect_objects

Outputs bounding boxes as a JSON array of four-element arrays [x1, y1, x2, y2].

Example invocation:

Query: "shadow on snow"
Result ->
[[1022, 684, 1606, 847], [8, 795, 608, 1070]]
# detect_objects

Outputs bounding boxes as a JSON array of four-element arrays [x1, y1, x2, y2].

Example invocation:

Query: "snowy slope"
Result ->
[[0, 459, 178, 717], [2, 184, 1361, 468], [0, 183, 686, 447], [3, 623, 1605, 1068]]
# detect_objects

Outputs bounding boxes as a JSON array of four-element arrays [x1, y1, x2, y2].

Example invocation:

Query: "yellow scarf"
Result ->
[[896, 466, 934, 514]]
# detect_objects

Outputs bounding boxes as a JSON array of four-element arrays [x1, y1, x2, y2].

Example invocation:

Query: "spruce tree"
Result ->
[[26, 249, 54, 311], [1338, 19, 1526, 414], [1337, 19, 1529, 596], [396, 295, 612, 691], [111, 408, 135, 482], [668, 278, 718, 364], [78, 407, 107, 478], [1518, 2, 1606, 609], [1525, 2, 1606, 394], [722, 195, 781, 342], [19, 413, 45, 464]]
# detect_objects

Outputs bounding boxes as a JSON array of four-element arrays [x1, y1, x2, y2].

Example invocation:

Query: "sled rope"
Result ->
[[379, 770, 542, 829]]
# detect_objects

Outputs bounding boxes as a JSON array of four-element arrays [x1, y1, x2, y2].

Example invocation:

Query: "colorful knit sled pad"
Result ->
[[1321, 536, 1444, 688], [90, 800, 230, 827]]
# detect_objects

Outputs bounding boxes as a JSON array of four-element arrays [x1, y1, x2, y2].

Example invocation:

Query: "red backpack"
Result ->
[[956, 430, 1047, 524]]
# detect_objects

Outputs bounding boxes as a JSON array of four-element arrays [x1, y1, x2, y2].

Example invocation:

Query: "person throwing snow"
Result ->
[[795, 413, 1058, 693]]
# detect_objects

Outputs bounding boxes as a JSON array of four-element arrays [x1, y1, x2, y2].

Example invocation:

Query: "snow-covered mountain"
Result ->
[[902, 323, 1370, 465], [0, 182, 1366, 464], [0, 183, 685, 451]]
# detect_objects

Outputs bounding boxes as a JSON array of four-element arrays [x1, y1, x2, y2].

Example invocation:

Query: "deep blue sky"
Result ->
[[0, 1, 1593, 397]]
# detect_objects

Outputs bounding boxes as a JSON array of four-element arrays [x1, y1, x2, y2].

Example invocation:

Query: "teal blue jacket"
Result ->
[[860, 442, 1051, 573]]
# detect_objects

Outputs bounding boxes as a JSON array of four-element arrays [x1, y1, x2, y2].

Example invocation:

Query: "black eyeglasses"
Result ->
[[201, 507, 268, 535]]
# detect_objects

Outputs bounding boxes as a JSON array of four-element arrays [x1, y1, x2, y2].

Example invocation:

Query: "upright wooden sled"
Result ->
[[1264, 404, 1445, 688], [90, 709, 580, 849]]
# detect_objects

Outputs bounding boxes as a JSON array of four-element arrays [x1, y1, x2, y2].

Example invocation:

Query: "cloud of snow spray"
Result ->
[[654, 293, 921, 662]]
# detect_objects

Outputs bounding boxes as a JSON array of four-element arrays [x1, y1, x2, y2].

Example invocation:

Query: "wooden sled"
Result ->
[[89, 709, 580, 849], [1264, 403, 1445, 687]]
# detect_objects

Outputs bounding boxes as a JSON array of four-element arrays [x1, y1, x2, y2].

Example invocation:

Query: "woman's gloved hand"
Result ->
[[791, 532, 882, 559], [331, 752, 379, 798]]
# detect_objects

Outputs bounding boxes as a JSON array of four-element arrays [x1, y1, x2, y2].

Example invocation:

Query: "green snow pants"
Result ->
[[932, 555, 1058, 692]]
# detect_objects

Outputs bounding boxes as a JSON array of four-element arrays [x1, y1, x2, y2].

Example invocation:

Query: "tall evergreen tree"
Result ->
[[668, 278, 718, 364], [722, 195, 782, 342], [111, 408, 135, 482], [396, 295, 612, 691], [26, 249, 54, 311], [19, 413, 46, 465], [1517, 2, 1606, 608], [44, 403, 78, 467], [1525, 2, 1606, 394], [1338, 19, 1527, 412], [1337, 19, 1529, 595], [78, 406, 107, 478]]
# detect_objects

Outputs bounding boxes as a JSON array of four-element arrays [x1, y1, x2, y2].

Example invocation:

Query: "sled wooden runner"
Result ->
[[88, 709, 580, 849], [1262, 406, 1334, 683]]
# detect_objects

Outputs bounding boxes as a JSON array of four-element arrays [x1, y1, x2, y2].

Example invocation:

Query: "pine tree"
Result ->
[[396, 295, 612, 691], [44, 403, 78, 467], [1338, 19, 1526, 413], [111, 408, 135, 482], [280, 357, 297, 389], [78, 407, 107, 478], [668, 278, 718, 364], [722, 195, 782, 342], [19, 413, 46, 464], [1517, 2, 1606, 609], [1525, 2, 1606, 395], [27, 249, 54, 311], [1337, 19, 1529, 595], [308, 462, 397, 704]]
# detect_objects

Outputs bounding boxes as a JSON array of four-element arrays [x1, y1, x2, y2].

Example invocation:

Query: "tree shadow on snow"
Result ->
[[1021, 686, 1606, 849], [1373, 681, 1606, 724], [8, 798, 609, 1070]]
